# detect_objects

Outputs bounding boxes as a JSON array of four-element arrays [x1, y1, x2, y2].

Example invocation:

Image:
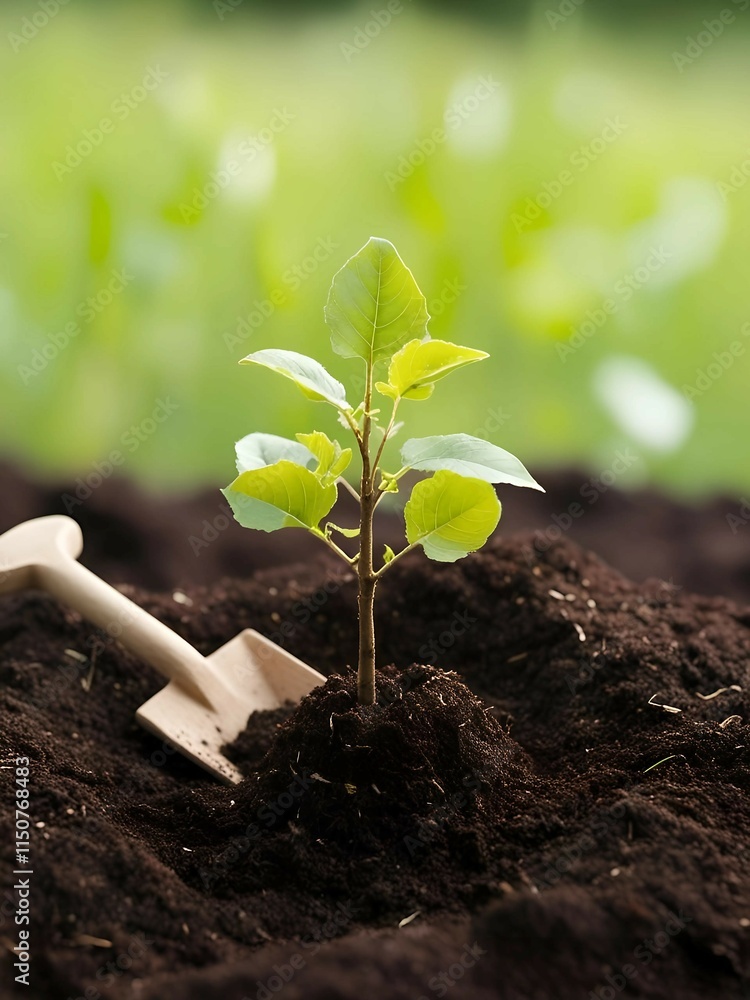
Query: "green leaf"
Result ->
[[325, 237, 429, 365], [377, 339, 489, 401], [235, 432, 313, 473], [404, 470, 501, 562], [331, 452, 353, 479], [401, 434, 544, 492], [376, 378, 433, 401], [383, 544, 396, 564], [296, 431, 352, 485], [374, 381, 398, 400], [222, 460, 337, 533], [240, 349, 351, 411], [378, 475, 399, 494], [328, 523, 360, 538]]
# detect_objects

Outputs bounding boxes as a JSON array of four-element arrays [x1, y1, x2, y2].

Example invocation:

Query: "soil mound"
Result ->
[[225, 666, 532, 853]]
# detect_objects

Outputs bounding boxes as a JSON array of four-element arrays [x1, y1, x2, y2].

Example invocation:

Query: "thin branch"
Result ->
[[357, 350, 377, 704], [370, 398, 400, 489], [388, 466, 410, 482], [373, 489, 390, 512], [310, 529, 358, 565], [341, 408, 365, 453], [374, 541, 419, 579], [338, 477, 361, 503]]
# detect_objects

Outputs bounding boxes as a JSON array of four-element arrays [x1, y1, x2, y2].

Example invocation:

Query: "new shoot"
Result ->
[[223, 238, 543, 705]]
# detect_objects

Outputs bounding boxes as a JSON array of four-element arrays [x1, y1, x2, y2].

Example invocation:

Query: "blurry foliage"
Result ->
[[1, 0, 749, 497]]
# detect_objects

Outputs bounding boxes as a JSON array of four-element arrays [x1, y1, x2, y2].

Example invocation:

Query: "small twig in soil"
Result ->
[[648, 693, 682, 714], [81, 658, 97, 693], [72, 934, 113, 948], [695, 684, 742, 701], [507, 652, 528, 663], [719, 715, 742, 728], [643, 754, 685, 773]]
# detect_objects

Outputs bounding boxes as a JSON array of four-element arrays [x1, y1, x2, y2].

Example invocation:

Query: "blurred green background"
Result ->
[[2, 0, 749, 498]]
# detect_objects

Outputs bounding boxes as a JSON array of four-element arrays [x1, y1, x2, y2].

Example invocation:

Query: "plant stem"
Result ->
[[357, 502, 376, 705], [341, 408, 364, 445], [357, 365, 377, 706], [370, 398, 400, 489], [313, 530, 357, 565]]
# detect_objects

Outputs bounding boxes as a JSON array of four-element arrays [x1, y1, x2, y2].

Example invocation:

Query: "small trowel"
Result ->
[[0, 515, 325, 783]]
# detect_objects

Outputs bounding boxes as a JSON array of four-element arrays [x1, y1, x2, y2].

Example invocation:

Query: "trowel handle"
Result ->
[[2, 516, 220, 708], [40, 558, 222, 707]]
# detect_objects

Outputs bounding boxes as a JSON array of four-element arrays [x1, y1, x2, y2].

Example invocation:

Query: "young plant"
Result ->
[[223, 238, 543, 705]]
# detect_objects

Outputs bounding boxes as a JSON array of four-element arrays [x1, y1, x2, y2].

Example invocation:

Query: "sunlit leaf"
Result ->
[[325, 237, 429, 365], [383, 544, 396, 564], [377, 339, 488, 400], [222, 460, 337, 533], [404, 470, 501, 562], [376, 379, 432, 401], [327, 523, 360, 538], [401, 434, 544, 491], [235, 432, 313, 473], [240, 349, 351, 411], [296, 431, 352, 484], [331, 452, 352, 479]]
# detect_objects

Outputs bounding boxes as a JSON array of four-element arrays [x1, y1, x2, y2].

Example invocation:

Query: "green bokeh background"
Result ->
[[2, 1, 749, 497]]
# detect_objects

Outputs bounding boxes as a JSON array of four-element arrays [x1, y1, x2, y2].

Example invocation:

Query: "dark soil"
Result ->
[[222, 666, 532, 856], [1, 512, 750, 999], [222, 703, 296, 774]]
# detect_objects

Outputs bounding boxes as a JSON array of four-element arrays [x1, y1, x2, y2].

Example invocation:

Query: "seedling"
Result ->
[[223, 238, 543, 705]]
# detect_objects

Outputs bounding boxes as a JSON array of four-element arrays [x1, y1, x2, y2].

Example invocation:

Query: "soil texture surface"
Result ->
[[1, 522, 749, 999]]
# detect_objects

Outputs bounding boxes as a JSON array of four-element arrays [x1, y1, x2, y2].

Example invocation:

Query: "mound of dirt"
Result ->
[[228, 666, 530, 845]]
